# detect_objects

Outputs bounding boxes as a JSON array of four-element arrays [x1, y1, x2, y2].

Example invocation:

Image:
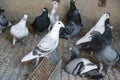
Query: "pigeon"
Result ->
[[76, 12, 112, 45], [60, 10, 83, 39], [10, 15, 29, 47], [48, 1, 59, 31], [66, 0, 77, 21], [80, 18, 113, 50], [32, 8, 50, 37], [90, 31, 120, 73], [0, 7, 12, 33], [66, 47, 104, 79], [21, 21, 65, 65]]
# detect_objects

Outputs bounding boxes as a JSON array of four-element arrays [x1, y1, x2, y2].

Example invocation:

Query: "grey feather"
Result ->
[[0, 15, 12, 33], [66, 47, 103, 79], [90, 31, 120, 72], [70, 46, 80, 60]]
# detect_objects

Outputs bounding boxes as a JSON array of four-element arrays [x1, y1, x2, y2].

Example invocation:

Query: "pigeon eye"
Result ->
[[58, 22, 60, 24], [106, 15, 109, 17]]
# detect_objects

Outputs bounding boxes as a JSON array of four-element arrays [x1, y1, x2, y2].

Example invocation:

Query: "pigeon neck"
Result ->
[[50, 25, 61, 37], [95, 16, 107, 27], [19, 18, 27, 27], [51, 5, 58, 14], [70, 3, 76, 10]]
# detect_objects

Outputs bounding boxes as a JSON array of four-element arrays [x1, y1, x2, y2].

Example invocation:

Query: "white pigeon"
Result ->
[[75, 12, 113, 45], [48, 1, 59, 31], [21, 21, 65, 63], [10, 15, 29, 46]]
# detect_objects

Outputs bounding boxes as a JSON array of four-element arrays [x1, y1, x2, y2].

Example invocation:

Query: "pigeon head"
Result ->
[[105, 12, 111, 17], [90, 31, 109, 52], [52, 1, 58, 9], [52, 1, 58, 6], [70, 0, 76, 4], [101, 12, 110, 21], [23, 14, 28, 21], [42, 8, 48, 12], [70, 46, 80, 60], [54, 21, 65, 28], [96, 12, 110, 27]]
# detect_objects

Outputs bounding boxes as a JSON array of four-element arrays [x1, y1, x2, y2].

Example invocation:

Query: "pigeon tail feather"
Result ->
[[21, 51, 38, 62]]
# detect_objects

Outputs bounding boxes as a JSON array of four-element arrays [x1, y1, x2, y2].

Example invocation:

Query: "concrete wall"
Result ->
[[0, 0, 120, 28]]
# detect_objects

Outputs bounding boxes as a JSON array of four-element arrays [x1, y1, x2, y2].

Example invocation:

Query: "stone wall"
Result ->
[[0, 0, 120, 28]]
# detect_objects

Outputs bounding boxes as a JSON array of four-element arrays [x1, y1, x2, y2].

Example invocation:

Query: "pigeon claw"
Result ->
[[46, 53, 52, 60], [11, 45, 15, 49]]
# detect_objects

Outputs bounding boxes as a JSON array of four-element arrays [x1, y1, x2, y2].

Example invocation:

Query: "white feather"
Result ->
[[10, 15, 29, 41], [80, 58, 98, 74], [76, 13, 110, 45], [66, 58, 98, 75], [48, 1, 59, 31]]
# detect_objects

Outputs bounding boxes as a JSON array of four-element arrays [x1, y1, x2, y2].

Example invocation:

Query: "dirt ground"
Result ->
[[0, 19, 120, 80]]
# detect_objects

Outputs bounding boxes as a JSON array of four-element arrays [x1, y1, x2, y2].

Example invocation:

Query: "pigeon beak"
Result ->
[[79, 10, 81, 13], [107, 23, 113, 29], [69, 47, 73, 50], [8, 22, 12, 26], [62, 24, 65, 28], [109, 25, 113, 29], [63, 25, 65, 28], [21, 52, 39, 62]]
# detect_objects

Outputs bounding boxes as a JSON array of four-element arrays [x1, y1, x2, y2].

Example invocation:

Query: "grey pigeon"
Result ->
[[66, 47, 104, 79], [10, 15, 29, 47], [90, 31, 120, 73], [76, 12, 112, 45], [21, 21, 65, 65], [60, 10, 83, 39], [0, 7, 12, 33]]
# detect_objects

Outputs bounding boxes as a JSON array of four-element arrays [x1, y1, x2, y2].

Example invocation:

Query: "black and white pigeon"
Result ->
[[90, 31, 120, 74], [0, 7, 12, 33], [48, 1, 59, 31], [80, 17, 113, 50], [66, 0, 77, 21], [21, 21, 65, 65], [32, 8, 50, 37], [60, 10, 83, 39], [76, 12, 113, 45], [10, 15, 29, 47], [66, 47, 104, 79]]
